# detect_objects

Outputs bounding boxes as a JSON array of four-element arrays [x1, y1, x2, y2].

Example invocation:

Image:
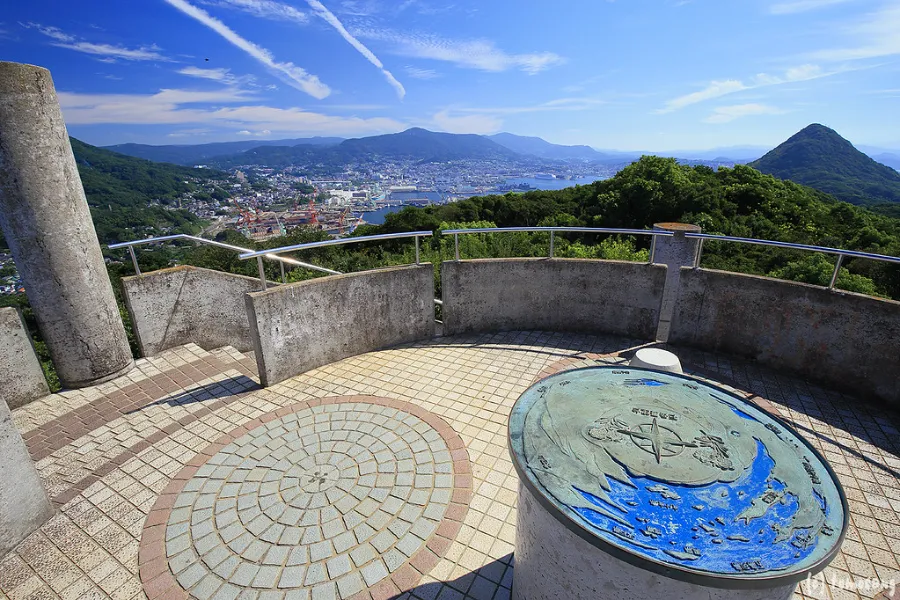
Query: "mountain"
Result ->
[[71, 138, 227, 243], [488, 133, 607, 161], [340, 128, 519, 161], [871, 153, 900, 172], [664, 146, 768, 163], [214, 128, 523, 169], [750, 124, 900, 205], [104, 137, 344, 166]]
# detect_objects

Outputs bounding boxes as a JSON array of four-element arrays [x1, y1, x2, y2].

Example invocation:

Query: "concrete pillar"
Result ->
[[0, 398, 54, 557], [0, 62, 133, 387], [651, 222, 701, 342]]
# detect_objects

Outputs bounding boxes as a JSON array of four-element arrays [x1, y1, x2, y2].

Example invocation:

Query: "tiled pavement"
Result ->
[[0, 332, 898, 600]]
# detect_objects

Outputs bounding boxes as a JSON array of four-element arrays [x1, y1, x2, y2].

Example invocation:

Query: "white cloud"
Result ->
[[770, 0, 853, 14], [59, 88, 255, 125], [660, 80, 748, 113], [177, 66, 256, 86], [431, 110, 502, 134], [808, 3, 900, 61], [704, 104, 786, 124], [168, 128, 214, 137], [355, 28, 565, 74], [454, 97, 606, 116], [336, 0, 382, 17], [326, 104, 389, 110], [235, 128, 272, 136], [659, 64, 843, 112], [206, 0, 405, 98], [200, 0, 308, 23], [162, 0, 331, 99], [427, 97, 604, 135], [303, 0, 405, 99], [404, 66, 440, 79], [57, 88, 405, 136], [24, 23, 170, 61]]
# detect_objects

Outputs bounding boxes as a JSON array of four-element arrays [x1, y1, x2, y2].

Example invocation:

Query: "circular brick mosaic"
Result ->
[[139, 396, 472, 600]]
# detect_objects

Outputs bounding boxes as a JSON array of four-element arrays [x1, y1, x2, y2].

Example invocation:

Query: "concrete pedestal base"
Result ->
[[629, 347, 683, 373], [0, 399, 53, 557], [512, 481, 796, 600]]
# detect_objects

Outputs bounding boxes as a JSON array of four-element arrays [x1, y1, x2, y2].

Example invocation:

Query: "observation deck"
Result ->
[[0, 214, 898, 600], [0, 61, 897, 600], [1, 322, 898, 600]]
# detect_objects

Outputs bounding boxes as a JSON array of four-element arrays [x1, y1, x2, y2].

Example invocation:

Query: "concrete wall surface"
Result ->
[[0, 307, 49, 409], [123, 266, 265, 356], [441, 258, 667, 340], [0, 398, 53, 558], [670, 268, 900, 407], [246, 265, 435, 386]]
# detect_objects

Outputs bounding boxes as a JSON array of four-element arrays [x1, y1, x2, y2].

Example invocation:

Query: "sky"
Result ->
[[2, 0, 899, 151]]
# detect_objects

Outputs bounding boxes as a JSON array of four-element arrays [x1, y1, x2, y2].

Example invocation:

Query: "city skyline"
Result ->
[[2, 0, 898, 150]]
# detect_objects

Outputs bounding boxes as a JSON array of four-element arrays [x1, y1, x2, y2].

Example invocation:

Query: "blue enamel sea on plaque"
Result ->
[[507, 366, 847, 585]]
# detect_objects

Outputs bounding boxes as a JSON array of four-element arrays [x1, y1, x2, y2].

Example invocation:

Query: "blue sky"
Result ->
[[2, 0, 898, 151]]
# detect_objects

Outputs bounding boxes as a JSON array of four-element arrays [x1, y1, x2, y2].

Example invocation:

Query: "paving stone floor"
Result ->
[[0, 331, 897, 600]]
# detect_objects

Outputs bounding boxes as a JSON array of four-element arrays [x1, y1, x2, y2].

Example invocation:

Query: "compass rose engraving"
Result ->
[[617, 417, 698, 464], [300, 463, 340, 492]]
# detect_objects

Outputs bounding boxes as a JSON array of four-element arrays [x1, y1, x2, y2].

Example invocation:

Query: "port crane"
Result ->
[[307, 198, 318, 227], [232, 198, 256, 228]]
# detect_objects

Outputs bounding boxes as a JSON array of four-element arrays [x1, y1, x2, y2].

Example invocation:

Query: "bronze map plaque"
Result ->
[[508, 366, 847, 587]]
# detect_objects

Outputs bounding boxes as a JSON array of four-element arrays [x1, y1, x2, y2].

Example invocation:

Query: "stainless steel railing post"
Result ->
[[280, 261, 286, 284], [693, 238, 705, 268], [257, 256, 267, 291], [415, 236, 420, 265], [128, 245, 141, 276], [829, 255, 844, 290], [549, 231, 555, 258]]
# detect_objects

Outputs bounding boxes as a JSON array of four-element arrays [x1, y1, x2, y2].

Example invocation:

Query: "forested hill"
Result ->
[[750, 124, 900, 205], [70, 138, 229, 244], [213, 127, 525, 169], [373, 156, 900, 298], [104, 137, 344, 166], [488, 132, 607, 161]]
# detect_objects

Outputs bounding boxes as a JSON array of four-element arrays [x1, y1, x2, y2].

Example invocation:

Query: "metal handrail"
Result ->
[[686, 233, 900, 290], [110, 228, 900, 296], [442, 226, 673, 261], [107, 234, 342, 282], [238, 231, 433, 289]]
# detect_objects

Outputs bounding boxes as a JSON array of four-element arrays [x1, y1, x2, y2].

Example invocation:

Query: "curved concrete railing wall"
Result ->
[[122, 265, 265, 356], [116, 259, 900, 409], [669, 268, 900, 408], [245, 264, 435, 386], [441, 258, 668, 340]]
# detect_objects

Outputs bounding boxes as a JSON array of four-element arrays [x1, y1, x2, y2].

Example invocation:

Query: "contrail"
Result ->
[[162, 0, 331, 99], [304, 0, 406, 99]]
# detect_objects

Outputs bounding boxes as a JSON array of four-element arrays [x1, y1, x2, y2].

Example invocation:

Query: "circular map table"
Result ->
[[508, 367, 847, 600]]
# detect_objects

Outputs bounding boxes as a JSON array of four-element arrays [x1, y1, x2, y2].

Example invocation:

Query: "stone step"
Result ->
[[134, 342, 218, 372], [11, 343, 256, 436], [208, 345, 258, 377]]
